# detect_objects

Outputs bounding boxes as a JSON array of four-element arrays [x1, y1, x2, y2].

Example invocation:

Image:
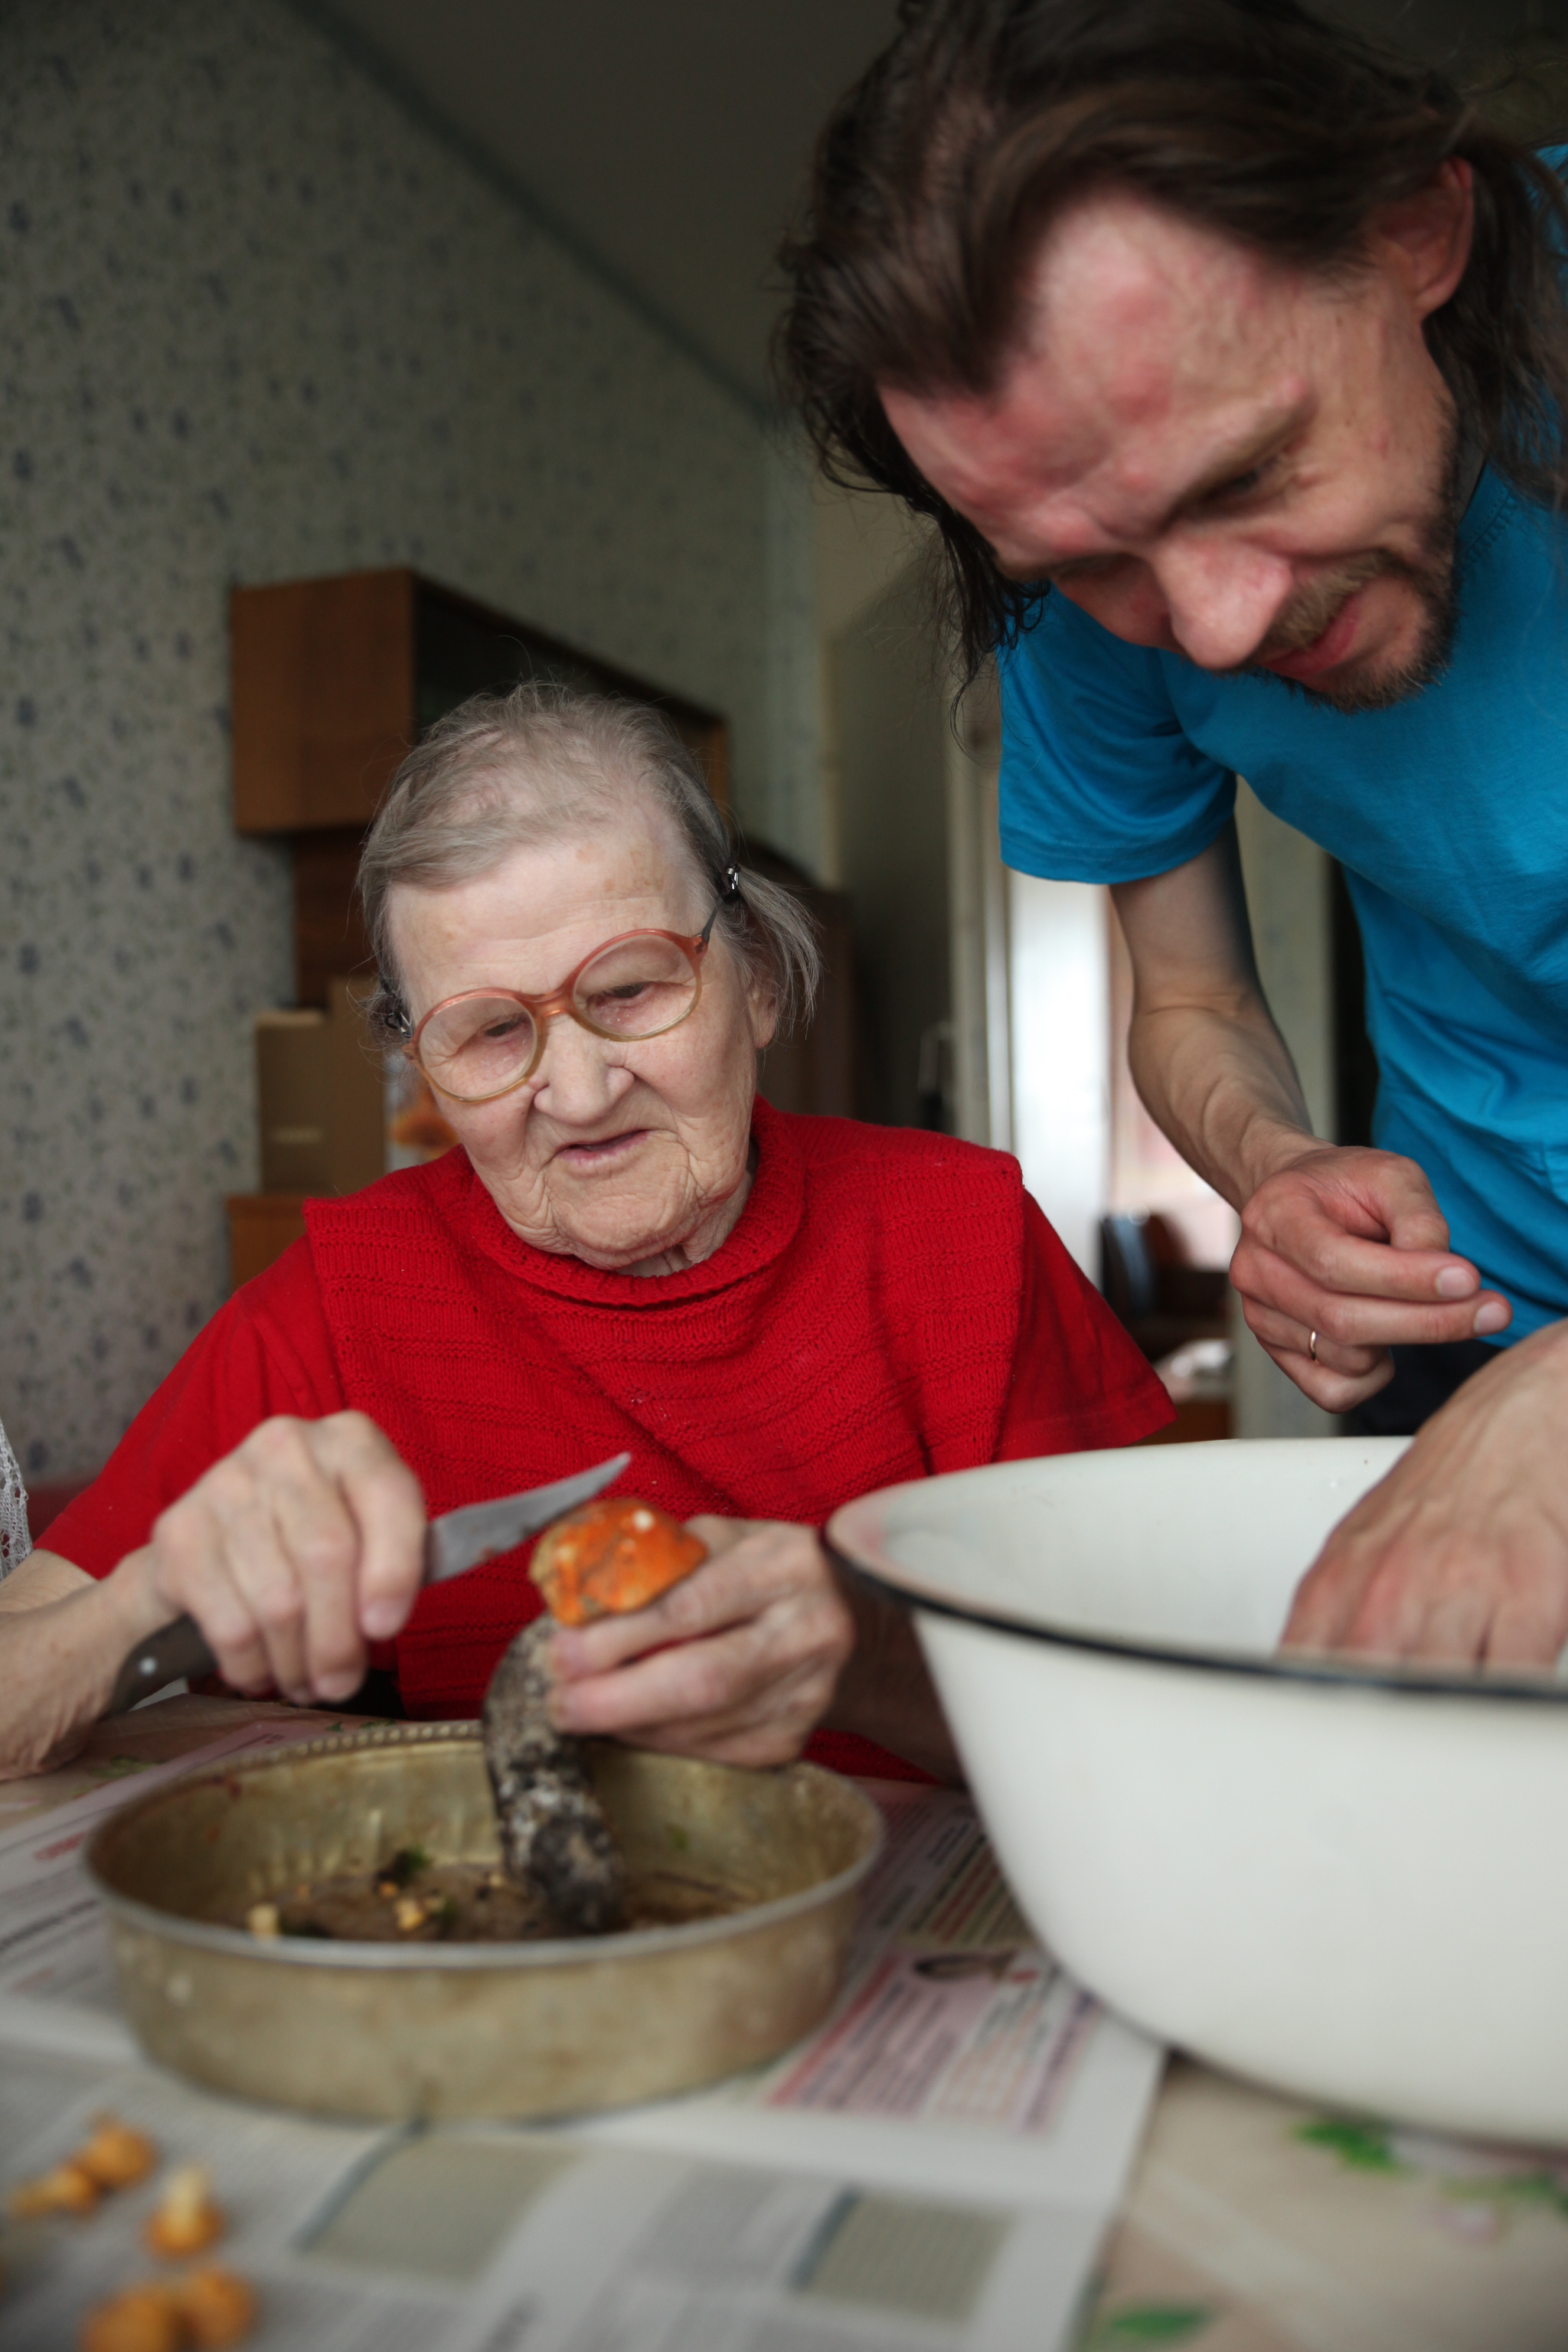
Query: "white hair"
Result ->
[[358, 683, 822, 1044]]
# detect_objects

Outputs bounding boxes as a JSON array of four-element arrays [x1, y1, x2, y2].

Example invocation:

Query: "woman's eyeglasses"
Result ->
[[407, 902, 726, 1104]]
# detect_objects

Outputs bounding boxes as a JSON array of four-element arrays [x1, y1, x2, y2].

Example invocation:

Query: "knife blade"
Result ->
[[104, 1450, 632, 1718], [424, 1454, 631, 1583]]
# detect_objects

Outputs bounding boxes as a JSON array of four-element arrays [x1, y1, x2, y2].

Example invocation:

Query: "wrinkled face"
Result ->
[[387, 808, 773, 1271], [882, 173, 1473, 712]]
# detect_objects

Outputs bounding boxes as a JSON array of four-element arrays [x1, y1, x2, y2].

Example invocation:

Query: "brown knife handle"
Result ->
[[106, 1613, 217, 1717]]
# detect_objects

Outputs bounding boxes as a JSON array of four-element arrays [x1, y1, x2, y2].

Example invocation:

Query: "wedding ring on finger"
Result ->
[[1308, 1330, 1319, 1364]]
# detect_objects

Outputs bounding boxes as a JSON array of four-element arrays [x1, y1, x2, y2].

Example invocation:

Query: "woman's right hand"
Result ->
[[0, 1413, 428, 1781], [113, 1412, 427, 1707]]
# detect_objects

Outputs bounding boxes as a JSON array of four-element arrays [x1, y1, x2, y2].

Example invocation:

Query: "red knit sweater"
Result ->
[[49, 1103, 1169, 1765]]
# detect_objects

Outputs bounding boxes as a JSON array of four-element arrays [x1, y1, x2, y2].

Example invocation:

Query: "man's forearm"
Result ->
[[1125, 987, 1321, 1211], [1111, 828, 1502, 1410], [1112, 824, 1324, 1211]]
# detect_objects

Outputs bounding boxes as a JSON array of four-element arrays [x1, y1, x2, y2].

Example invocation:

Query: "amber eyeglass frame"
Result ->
[[407, 902, 724, 1104]]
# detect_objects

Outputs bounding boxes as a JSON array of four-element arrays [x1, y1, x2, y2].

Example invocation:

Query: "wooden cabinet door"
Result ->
[[231, 571, 416, 833]]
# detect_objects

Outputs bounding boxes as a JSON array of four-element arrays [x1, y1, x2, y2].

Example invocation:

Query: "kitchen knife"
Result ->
[[104, 1450, 632, 1718]]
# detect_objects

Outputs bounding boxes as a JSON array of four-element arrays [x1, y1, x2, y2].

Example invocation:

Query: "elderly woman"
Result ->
[[0, 687, 1168, 1780]]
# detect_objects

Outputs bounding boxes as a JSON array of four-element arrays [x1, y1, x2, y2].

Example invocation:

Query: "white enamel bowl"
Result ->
[[828, 1439, 1568, 2144]]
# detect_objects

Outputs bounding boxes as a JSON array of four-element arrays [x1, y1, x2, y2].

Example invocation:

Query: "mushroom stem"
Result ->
[[481, 1620, 626, 1935]]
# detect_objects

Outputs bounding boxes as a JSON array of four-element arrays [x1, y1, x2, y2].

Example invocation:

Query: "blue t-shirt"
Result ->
[[999, 464, 1568, 1337]]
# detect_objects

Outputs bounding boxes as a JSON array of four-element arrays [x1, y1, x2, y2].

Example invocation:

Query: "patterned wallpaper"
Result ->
[[0, 0, 819, 1479]]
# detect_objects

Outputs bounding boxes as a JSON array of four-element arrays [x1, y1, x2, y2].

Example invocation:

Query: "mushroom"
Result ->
[[143, 2165, 224, 2259], [77, 2271, 259, 2352], [482, 1496, 707, 1934], [75, 2116, 158, 2191], [173, 2268, 258, 2348], [78, 2282, 185, 2352], [8, 2160, 100, 2220]]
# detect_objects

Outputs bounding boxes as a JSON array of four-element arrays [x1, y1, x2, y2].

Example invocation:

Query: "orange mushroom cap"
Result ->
[[77, 2283, 184, 2352], [175, 2268, 260, 2349], [530, 1496, 707, 1627], [76, 2116, 158, 2190]]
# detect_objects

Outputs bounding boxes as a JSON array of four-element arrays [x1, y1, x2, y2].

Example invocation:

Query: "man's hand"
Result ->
[[1283, 1319, 1568, 1663], [117, 1412, 426, 1706], [548, 1517, 854, 1768], [1232, 1142, 1511, 1410], [1109, 831, 1511, 1409]]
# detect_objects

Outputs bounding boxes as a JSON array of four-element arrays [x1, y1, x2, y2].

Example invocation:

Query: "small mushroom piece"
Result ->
[[78, 2282, 185, 2352], [482, 1497, 709, 1936], [244, 1903, 279, 1940], [393, 1895, 426, 1933], [75, 2115, 158, 2190], [174, 2268, 259, 2349], [8, 2160, 100, 2219], [143, 2164, 224, 2259]]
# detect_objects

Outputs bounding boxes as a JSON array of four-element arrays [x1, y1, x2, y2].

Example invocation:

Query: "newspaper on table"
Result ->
[[0, 1735, 1162, 2352], [0, 1717, 338, 2039]]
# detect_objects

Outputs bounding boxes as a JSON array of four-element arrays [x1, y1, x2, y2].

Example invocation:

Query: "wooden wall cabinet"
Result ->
[[230, 569, 414, 837]]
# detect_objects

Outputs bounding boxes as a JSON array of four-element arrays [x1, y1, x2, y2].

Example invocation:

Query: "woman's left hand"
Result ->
[[547, 1517, 854, 1766]]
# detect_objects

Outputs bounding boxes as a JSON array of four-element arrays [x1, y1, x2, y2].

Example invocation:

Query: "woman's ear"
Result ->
[[746, 975, 779, 1055]]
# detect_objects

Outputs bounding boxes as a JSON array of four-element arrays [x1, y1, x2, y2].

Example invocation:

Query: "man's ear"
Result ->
[[1368, 158, 1474, 322]]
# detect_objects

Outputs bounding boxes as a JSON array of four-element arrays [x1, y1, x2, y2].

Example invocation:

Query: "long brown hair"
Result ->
[[776, 0, 1568, 683]]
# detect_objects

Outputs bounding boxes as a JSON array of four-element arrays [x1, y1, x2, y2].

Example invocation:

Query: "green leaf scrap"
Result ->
[[1295, 2118, 1400, 2172], [1083, 2304, 1215, 2346], [382, 1844, 431, 1887]]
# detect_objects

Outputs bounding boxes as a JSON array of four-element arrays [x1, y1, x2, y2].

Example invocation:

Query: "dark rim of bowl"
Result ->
[[827, 1546, 1568, 1705]]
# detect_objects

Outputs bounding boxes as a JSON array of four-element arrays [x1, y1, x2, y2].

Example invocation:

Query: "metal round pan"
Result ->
[[87, 1722, 882, 2122]]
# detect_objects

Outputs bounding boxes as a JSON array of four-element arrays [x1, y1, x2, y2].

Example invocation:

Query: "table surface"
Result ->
[[11, 1697, 1568, 2352]]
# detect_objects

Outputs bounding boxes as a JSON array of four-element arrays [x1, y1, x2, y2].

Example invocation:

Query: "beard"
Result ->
[[1250, 413, 1463, 715]]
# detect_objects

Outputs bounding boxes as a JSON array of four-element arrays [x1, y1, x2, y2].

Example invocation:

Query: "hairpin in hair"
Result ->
[[378, 978, 413, 1039]]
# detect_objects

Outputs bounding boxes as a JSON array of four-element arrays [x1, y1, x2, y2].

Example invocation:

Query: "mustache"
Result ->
[[1255, 553, 1398, 659]]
